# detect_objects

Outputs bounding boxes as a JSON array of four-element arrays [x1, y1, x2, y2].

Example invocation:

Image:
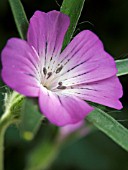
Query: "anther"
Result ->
[[47, 72, 52, 79], [56, 65, 63, 73], [58, 82, 62, 86], [43, 67, 47, 75], [57, 85, 67, 90]]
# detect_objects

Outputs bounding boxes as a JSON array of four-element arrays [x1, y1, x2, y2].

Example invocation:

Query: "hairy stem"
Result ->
[[0, 110, 14, 170], [0, 124, 5, 170], [0, 91, 24, 170]]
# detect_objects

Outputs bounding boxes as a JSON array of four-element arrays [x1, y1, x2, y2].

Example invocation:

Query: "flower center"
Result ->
[[41, 66, 67, 91]]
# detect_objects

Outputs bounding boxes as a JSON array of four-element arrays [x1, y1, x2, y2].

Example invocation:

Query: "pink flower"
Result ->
[[59, 120, 89, 139], [1, 10, 123, 126]]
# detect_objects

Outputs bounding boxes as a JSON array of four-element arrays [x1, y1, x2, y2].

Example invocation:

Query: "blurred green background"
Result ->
[[0, 0, 128, 170]]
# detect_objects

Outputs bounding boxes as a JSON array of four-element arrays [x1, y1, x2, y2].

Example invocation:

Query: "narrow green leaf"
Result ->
[[25, 140, 59, 170], [116, 58, 128, 76], [8, 0, 28, 39], [61, 0, 85, 48], [87, 108, 128, 151], [19, 98, 43, 141]]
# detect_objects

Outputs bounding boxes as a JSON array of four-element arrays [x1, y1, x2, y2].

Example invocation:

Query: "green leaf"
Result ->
[[19, 98, 43, 141], [116, 59, 128, 76], [61, 0, 85, 48], [8, 0, 28, 39], [25, 140, 59, 170], [86, 108, 128, 151]]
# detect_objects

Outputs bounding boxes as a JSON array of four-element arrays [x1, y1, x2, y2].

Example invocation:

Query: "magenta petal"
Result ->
[[39, 87, 93, 126], [1, 38, 40, 96], [58, 30, 117, 84], [63, 76, 123, 110], [27, 10, 70, 66], [60, 120, 84, 136]]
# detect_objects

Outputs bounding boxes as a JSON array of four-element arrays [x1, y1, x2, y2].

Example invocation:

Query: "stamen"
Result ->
[[56, 65, 63, 73], [58, 82, 62, 86], [47, 72, 52, 79], [43, 67, 47, 75], [57, 85, 67, 90]]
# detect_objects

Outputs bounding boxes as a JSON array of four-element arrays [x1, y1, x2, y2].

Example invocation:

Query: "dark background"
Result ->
[[0, 0, 128, 170]]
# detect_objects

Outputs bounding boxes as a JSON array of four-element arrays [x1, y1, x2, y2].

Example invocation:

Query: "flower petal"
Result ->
[[55, 30, 117, 85], [27, 10, 70, 70], [62, 76, 123, 110], [1, 38, 40, 96], [59, 120, 84, 136], [39, 87, 93, 126]]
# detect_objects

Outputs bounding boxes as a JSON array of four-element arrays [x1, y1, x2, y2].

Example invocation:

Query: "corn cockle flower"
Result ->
[[1, 10, 123, 126], [59, 120, 89, 140]]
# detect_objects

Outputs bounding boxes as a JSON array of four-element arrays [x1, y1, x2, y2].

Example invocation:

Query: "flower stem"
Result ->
[[0, 110, 13, 170], [0, 91, 24, 170], [0, 126, 5, 170]]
